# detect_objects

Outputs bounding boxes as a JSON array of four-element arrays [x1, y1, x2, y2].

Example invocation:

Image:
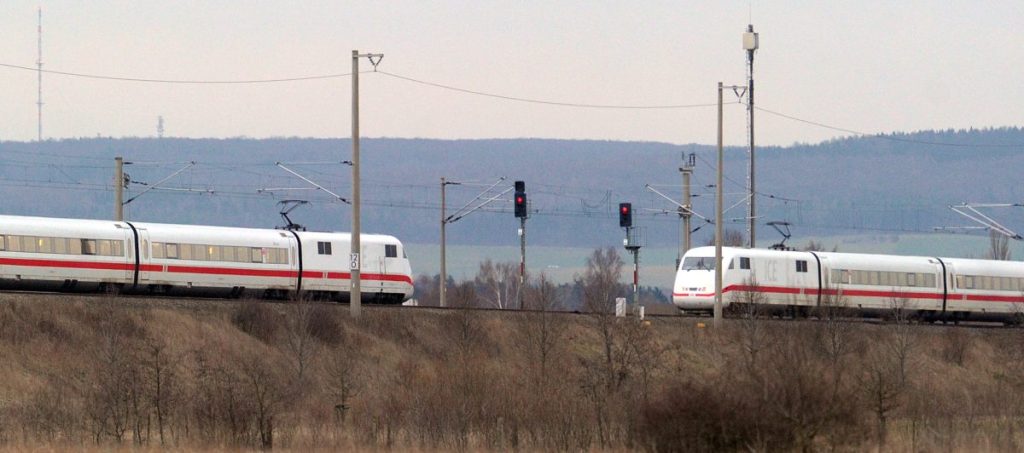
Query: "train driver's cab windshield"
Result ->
[[681, 256, 716, 271]]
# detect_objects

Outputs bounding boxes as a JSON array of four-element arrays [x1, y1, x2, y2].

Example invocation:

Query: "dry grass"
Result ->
[[1, 292, 1023, 451]]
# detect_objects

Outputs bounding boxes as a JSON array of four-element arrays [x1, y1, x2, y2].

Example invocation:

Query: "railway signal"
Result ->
[[514, 180, 527, 308], [514, 180, 527, 218], [619, 203, 632, 228]]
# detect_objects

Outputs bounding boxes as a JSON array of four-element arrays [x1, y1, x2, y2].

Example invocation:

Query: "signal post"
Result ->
[[514, 181, 527, 309], [620, 203, 641, 309]]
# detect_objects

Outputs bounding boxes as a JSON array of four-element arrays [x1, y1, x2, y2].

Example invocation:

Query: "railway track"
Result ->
[[0, 290, 1011, 330]]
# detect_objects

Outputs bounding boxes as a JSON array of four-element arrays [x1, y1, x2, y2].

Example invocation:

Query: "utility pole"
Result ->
[[679, 153, 695, 264], [114, 157, 124, 221], [36, 7, 43, 142], [744, 24, 759, 248], [715, 82, 725, 328], [439, 177, 449, 307], [350, 50, 382, 318]]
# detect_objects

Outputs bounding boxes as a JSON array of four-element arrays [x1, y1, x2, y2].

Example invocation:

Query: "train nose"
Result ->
[[673, 288, 716, 310]]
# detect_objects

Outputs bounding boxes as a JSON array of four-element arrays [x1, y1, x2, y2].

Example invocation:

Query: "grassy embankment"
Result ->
[[0, 293, 1023, 451]]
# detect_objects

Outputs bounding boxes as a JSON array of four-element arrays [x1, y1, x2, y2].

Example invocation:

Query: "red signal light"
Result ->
[[619, 202, 632, 227]]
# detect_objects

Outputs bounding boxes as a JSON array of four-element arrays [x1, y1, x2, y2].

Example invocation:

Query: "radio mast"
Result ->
[[36, 7, 43, 141]]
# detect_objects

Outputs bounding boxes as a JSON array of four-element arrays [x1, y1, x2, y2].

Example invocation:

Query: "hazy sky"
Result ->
[[0, 1, 1019, 146]]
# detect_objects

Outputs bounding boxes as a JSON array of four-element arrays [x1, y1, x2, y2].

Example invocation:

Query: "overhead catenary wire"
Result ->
[[0, 60, 1019, 148], [756, 107, 1023, 149], [0, 62, 358, 84]]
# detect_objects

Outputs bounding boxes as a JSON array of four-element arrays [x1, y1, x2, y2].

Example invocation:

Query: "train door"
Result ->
[[135, 228, 152, 283], [817, 255, 832, 295], [121, 226, 135, 282]]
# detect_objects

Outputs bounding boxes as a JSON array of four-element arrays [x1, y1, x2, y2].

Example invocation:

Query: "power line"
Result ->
[[377, 70, 731, 110], [757, 106, 1023, 148], [0, 62, 357, 84]]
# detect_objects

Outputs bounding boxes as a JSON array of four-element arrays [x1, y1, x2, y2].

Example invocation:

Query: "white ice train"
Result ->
[[0, 215, 414, 303], [673, 246, 1024, 323]]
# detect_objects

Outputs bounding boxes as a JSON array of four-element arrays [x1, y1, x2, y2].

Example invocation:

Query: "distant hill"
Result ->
[[0, 127, 1021, 250]]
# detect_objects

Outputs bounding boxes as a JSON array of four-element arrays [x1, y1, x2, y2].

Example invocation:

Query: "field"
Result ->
[[1, 290, 1024, 452]]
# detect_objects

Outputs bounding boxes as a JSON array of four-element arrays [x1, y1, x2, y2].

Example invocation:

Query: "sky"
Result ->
[[0, 1, 1019, 146]]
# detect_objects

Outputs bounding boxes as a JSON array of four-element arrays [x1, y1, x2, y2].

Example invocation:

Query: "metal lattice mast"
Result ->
[[744, 24, 759, 247]]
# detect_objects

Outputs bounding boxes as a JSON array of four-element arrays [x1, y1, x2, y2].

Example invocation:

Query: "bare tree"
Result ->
[[517, 273, 566, 388], [281, 297, 320, 385], [987, 230, 1012, 260], [141, 335, 179, 446], [858, 346, 905, 448], [812, 285, 858, 370], [579, 247, 624, 315], [578, 248, 626, 388], [413, 274, 441, 307], [474, 259, 523, 309], [802, 240, 839, 252], [886, 296, 918, 385], [323, 335, 365, 428], [803, 240, 826, 251], [446, 281, 486, 358], [235, 347, 290, 449], [706, 228, 746, 247], [727, 278, 774, 379]]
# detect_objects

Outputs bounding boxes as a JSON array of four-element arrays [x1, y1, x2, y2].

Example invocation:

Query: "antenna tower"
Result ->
[[36, 7, 43, 141]]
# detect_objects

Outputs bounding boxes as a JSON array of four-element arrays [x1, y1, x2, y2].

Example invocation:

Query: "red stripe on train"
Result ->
[[0, 257, 134, 271], [673, 285, 1021, 304], [1, 257, 411, 285], [325, 271, 414, 285]]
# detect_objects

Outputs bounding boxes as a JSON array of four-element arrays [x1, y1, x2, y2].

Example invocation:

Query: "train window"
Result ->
[[740, 257, 751, 270], [268, 248, 288, 265], [318, 241, 332, 255], [403, 247, 407, 259], [222, 246, 236, 262], [208, 245, 222, 261], [98, 240, 112, 256], [80, 239, 96, 255], [21, 236, 38, 253], [54, 238, 68, 254], [906, 273, 916, 287], [37, 237, 52, 253], [795, 260, 808, 273], [191, 244, 202, 260], [682, 257, 715, 271], [152, 242, 165, 259], [385, 244, 398, 258], [0, 235, 5, 251], [251, 247, 263, 263], [175, 244, 189, 260], [166, 243, 179, 259]]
